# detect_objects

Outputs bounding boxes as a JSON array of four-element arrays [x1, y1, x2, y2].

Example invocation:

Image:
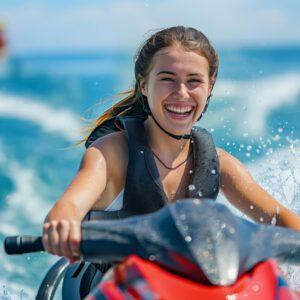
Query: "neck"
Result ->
[[144, 118, 191, 160]]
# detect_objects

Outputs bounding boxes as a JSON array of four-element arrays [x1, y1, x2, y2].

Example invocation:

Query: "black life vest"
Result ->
[[85, 117, 220, 220]]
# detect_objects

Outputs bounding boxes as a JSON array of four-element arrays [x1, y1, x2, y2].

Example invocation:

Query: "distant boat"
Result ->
[[0, 21, 9, 76], [0, 21, 7, 59]]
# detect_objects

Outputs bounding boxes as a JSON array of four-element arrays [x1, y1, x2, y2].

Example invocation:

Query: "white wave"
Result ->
[[0, 92, 83, 141], [0, 144, 52, 233], [204, 72, 300, 137], [1, 160, 52, 228], [0, 149, 56, 297]]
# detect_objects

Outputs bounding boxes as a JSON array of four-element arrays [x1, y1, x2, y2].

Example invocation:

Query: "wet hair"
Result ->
[[86, 26, 219, 139]]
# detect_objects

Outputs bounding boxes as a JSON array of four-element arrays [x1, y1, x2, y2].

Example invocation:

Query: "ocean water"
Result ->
[[0, 47, 300, 299]]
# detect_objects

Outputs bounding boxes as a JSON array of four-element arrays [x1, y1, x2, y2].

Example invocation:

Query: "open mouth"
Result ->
[[164, 104, 194, 116]]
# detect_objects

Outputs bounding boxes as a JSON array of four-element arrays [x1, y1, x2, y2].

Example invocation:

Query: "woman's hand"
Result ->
[[42, 219, 81, 263]]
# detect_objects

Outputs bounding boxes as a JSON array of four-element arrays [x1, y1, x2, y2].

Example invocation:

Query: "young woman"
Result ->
[[42, 26, 300, 263]]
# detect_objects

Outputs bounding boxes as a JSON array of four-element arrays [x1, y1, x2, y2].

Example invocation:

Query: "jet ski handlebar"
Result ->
[[4, 235, 43, 254], [4, 199, 300, 285]]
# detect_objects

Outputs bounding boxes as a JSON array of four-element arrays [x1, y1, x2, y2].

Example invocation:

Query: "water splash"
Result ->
[[248, 146, 300, 289]]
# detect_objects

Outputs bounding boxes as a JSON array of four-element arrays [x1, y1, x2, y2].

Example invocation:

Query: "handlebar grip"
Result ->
[[4, 236, 44, 255]]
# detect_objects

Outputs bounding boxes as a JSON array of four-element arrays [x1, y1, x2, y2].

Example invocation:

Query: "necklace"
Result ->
[[152, 145, 193, 170]]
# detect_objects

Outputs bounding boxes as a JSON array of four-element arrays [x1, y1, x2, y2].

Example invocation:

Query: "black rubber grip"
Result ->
[[4, 236, 44, 254]]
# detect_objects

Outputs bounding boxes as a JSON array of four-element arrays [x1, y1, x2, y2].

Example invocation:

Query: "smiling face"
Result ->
[[140, 44, 212, 136]]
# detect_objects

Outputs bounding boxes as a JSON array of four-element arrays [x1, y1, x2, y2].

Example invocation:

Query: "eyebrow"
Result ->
[[156, 70, 204, 77]]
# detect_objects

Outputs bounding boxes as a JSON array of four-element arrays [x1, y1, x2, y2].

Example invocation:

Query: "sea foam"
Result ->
[[204, 72, 300, 137], [0, 159, 52, 228], [0, 92, 83, 141]]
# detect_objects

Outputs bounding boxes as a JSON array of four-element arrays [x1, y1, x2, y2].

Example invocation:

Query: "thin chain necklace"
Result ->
[[152, 143, 193, 170]]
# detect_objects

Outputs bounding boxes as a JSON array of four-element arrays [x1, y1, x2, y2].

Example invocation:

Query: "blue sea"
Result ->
[[0, 47, 300, 299]]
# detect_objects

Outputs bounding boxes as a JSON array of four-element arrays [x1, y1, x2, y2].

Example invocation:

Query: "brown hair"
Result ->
[[87, 26, 219, 138]]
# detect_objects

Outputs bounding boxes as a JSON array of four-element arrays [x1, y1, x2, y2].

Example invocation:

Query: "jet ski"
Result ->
[[4, 199, 300, 299]]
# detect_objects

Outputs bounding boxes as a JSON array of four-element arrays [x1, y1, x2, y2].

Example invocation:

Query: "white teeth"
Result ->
[[166, 105, 193, 114]]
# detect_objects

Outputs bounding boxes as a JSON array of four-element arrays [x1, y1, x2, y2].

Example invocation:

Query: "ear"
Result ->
[[207, 81, 214, 98], [139, 77, 148, 97], [208, 77, 216, 97]]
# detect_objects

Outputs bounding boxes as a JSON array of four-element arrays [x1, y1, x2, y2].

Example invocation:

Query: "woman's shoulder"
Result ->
[[80, 131, 128, 183], [216, 147, 252, 181], [216, 147, 240, 162], [87, 131, 127, 162], [89, 130, 126, 150]]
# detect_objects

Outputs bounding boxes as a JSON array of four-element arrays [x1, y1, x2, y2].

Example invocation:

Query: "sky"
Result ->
[[0, 0, 300, 54]]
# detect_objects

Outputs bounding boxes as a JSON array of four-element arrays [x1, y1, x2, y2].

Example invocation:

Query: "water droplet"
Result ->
[[149, 255, 156, 261], [245, 153, 251, 158], [198, 191, 203, 197], [188, 185, 196, 191], [271, 215, 277, 226], [211, 169, 216, 174], [259, 217, 264, 222], [278, 128, 283, 133], [272, 134, 280, 141], [229, 227, 235, 234], [180, 214, 186, 220], [251, 284, 260, 292], [250, 205, 254, 210], [246, 145, 252, 151], [189, 170, 193, 174], [185, 236, 192, 242], [140, 150, 144, 154]]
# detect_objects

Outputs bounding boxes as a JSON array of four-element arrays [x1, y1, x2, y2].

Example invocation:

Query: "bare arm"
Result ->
[[43, 141, 111, 260], [42, 131, 127, 260], [218, 148, 300, 232], [46, 146, 108, 223]]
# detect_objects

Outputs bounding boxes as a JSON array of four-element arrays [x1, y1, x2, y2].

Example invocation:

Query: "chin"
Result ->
[[168, 124, 193, 135]]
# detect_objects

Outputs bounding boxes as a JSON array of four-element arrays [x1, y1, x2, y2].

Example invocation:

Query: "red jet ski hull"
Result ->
[[86, 255, 300, 300]]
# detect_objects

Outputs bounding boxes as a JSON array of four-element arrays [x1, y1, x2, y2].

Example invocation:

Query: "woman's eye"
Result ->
[[188, 79, 201, 84], [161, 77, 174, 82]]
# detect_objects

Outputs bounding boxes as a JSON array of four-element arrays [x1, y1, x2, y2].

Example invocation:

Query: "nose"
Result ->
[[174, 83, 190, 100]]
